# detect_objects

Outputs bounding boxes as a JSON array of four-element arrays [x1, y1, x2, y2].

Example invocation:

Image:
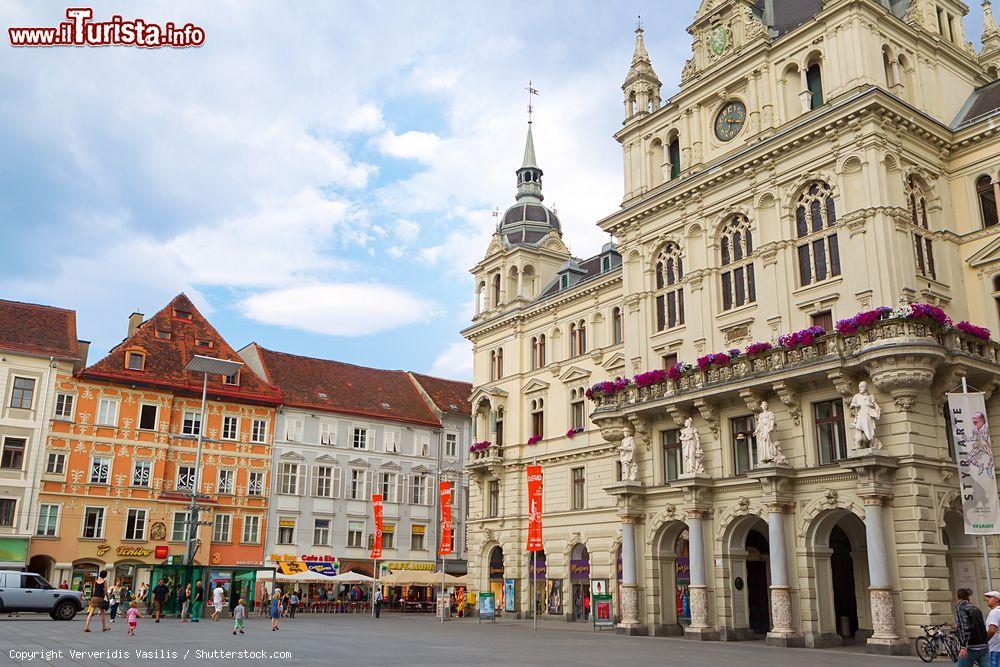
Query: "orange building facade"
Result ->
[[27, 294, 279, 593]]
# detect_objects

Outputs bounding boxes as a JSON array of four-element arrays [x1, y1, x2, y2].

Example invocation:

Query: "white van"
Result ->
[[0, 571, 85, 620]]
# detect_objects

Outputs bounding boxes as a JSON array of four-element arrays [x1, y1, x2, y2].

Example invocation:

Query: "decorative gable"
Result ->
[[523, 378, 550, 394], [602, 351, 627, 373], [349, 457, 371, 467], [968, 236, 1000, 268], [279, 450, 305, 461], [558, 366, 592, 384], [314, 453, 339, 464]]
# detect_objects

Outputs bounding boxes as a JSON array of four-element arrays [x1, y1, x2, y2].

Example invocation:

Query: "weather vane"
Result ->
[[526, 80, 539, 124]]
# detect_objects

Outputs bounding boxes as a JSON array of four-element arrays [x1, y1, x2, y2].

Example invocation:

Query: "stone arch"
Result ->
[[711, 205, 755, 245], [755, 191, 776, 209], [783, 170, 840, 212], [685, 222, 704, 238], [719, 511, 770, 635], [648, 518, 690, 634], [838, 155, 864, 175]]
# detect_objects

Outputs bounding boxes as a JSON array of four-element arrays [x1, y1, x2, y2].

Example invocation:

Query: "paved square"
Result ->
[[0, 613, 920, 666]]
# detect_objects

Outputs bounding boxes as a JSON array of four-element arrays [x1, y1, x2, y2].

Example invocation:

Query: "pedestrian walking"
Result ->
[[374, 588, 383, 619], [233, 598, 247, 635], [211, 582, 227, 621], [179, 583, 191, 621], [108, 579, 121, 623], [270, 587, 282, 631], [985, 591, 1000, 667], [151, 578, 169, 623], [288, 592, 299, 619], [191, 581, 204, 622], [126, 605, 141, 637], [956, 588, 991, 667], [136, 583, 149, 612], [83, 570, 110, 633]]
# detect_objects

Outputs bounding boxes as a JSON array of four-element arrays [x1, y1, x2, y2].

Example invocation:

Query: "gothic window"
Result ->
[[906, 175, 936, 280], [794, 181, 841, 286], [612, 307, 623, 345], [489, 351, 496, 381], [655, 243, 685, 329], [719, 215, 755, 310], [977, 175, 999, 229]]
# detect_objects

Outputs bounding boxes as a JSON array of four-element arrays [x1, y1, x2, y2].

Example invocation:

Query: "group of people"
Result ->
[[954, 587, 1000, 667]]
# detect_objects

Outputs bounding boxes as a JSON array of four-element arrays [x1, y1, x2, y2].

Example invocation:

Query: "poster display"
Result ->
[[370, 494, 383, 559], [593, 595, 614, 628], [503, 578, 517, 612], [439, 481, 453, 555], [546, 579, 563, 615], [947, 392, 1000, 534], [527, 465, 543, 551], [479, 592, 496, 622]]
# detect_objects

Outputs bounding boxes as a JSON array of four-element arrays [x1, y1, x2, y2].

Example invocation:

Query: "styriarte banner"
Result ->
[[370, 494, 384, 559], [439, 481, 453, 556], [527, 465, 543, 552], [947, 392, 1000, 534]]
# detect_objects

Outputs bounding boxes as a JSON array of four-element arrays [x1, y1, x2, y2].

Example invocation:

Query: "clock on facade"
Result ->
[[709, 25, 730, 56], [714, 100, 747, 141]]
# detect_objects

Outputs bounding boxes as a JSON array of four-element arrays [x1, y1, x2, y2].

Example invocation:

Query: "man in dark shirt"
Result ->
[[151, 579, 170, 623], [956, 588, 990, 667]]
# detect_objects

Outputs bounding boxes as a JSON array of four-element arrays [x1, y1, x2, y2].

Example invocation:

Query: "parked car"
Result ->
[[0, 571, 85, 620]]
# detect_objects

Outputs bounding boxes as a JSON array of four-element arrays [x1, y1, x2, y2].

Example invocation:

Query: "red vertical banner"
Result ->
[[438, 481, 453, 556], [526, 465, 543, 552], [370, 494, 383, 559]]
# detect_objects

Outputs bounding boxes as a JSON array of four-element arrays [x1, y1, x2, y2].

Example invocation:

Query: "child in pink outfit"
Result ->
[[126, 606, 141, 636]]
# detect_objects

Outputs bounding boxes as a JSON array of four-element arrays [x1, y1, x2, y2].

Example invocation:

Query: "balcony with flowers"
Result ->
[[587, 304, 999, 421], [467, 440, 504, 474]]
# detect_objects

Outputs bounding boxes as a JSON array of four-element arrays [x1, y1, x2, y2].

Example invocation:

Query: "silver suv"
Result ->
[[0, 571, 85, 620]]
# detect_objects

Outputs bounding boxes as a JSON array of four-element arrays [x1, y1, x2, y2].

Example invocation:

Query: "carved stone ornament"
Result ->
[[770, 587, 794, 633], [689, 586, 709, 628], [772, 381, 801, 426]]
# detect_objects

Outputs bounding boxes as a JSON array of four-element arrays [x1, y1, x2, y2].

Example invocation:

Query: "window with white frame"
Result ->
[[45, 452, 65, 475], [417, 435, 430, 457], [285, 418, 304, 443], [383, 430, 399, 453], [176, 465, 196, 492], [411, 474, 431, 506], [251, 419, 268, 444], [83, 506, 106, 539], [247, 471, 264, 496], [277, 518, 295, 545], [349, 469, 371, 500], [411, 524, 426, 550], [445, 433, 457, 458], [278, 462, 303, 495], [319, 421, 337, 446], [181, 410, 201, 436], [242, 514, 261, 543], [379, 471, 400, 503], [54, 393, 74, 419], [213, 513, 232, 543], [0, 437, 26, 470], [313, 518, 331, 546], [313, 465, 339, 498], [347, 520, 364, 548], [221, 415, 239, 441], [9, 377, 35, 409], [36, 504, 58, 536], [97, 398, 119, 427], [352, 427, 368, 450], [570, 389, 585, 430], [382, 523, 395, 549], [138, 404, 158, 431], [124, 508, 147, 540], [217, 469, 235, 495], [132, 460, 152, 487], [171, 511, 189, 541], [90, 456, 111, 484]]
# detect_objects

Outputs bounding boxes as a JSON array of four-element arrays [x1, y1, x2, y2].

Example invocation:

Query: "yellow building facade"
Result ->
[[464, 0, 1000, 653]]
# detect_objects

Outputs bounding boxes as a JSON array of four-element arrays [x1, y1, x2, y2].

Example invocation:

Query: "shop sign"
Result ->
[[488, 564, 505, 580], [381, 560, 434, 571], [236, 560, 263, 567], [269, 553, 299, 562], [154, 546, 169, 559], [528, 558, 546, 580], [96, 544, 153, 558], [300, 554, 338, 562], [570, 559, 590, 581], [304, 561, 339, 576]]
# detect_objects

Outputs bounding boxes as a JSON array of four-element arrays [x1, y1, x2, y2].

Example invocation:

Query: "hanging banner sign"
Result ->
[[439, 481, 453, 556], [278, 560, 307, 576], [526, 465, 543, 552], [304, 561, 340, 577], [948, 392, 1000, 534], [370, 494, 383, 559]]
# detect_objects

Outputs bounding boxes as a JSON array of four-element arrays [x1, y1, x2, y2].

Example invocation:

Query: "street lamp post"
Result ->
[[183, 355, 245, 566]]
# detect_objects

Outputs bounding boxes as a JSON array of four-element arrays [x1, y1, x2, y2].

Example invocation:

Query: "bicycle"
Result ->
[[915, 623, 960, 663]]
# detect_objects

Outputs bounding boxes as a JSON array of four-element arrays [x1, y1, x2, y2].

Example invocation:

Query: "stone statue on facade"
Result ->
[[680, 417, 705, 475], [755, 401, 787, 465], [850, 380, 882, 450], [619, 426, 638, 481]]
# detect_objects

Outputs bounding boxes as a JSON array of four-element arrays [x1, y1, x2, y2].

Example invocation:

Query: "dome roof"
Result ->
[[501, 202, 561, 233]]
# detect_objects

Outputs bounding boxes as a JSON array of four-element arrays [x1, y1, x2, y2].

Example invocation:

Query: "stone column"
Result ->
[[798, 67, 812, 113], [603, 451, 647, 637], [766, 504, 799, 645], [863, 496, 902, 649], [620, 515, 641, 628], [687, 511, 710, 631], [516, 270, 523, 300]]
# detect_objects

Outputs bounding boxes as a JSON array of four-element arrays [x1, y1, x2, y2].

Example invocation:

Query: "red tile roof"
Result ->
[[251, 345, 441, 427], [408, 372, 471, 417], [0, 299, 80, 360], [82, 294, 279, 405]]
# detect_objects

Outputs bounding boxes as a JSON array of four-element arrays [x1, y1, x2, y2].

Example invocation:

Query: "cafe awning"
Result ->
[[329, 570, 374, 584], [379, 569, 447, 586]]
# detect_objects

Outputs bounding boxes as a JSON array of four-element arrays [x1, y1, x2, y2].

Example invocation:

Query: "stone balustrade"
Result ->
[[467, 444, 504, 471]]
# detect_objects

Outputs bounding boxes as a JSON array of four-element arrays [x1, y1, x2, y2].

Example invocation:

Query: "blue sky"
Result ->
[[1, 1, 986, 380]]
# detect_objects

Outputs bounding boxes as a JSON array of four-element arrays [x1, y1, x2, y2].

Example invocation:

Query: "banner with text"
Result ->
[[439, 481, 453, 556], [371, 494, 384, 559], [948, 392, 1000, 534], [527, 465, 543, 552]]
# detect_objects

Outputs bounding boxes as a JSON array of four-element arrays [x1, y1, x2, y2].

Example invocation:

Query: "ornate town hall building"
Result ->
[[463, 0, 1000, 653]]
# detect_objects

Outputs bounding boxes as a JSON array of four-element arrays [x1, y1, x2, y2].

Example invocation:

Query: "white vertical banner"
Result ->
[[948, 392, 1000, 535]]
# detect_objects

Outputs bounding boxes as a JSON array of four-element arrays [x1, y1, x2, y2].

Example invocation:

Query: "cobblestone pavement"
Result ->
[[0, 612, 920, 666]]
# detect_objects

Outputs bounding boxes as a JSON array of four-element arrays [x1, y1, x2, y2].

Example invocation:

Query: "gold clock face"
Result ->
[[714, 100, 747, 142]]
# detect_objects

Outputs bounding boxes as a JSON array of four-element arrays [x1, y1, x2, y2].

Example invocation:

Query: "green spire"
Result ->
[[515, 123, 543, 202], [521, 123, 538, 169]]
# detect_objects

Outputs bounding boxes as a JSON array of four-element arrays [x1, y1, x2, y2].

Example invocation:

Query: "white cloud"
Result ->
[[241, 283, 440, 336], [395, 219, 420, 243], [430, 340, 473, 380], [376, 130, 443, 161]]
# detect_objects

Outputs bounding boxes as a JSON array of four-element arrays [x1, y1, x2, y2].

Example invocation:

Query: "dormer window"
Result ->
[[601, 257, 611, 273], [224, 370, 239, 386], [155, 330, 172, 340], [172, 309, 193, 321], [126, 352, 145, 371], [196, 339, 214, 349], [560, 275, 569, 289]]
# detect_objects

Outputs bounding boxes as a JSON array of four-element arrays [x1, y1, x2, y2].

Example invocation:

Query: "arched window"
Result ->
[[806, 63, 824, 109], [977, 175, 999, 229], [668, 135, 681, 180], [569, 323, 578, 356], [794, 181, 841, 286], [477, 282, 486, 314], [538, 334, 546, 367], [530, 399, 544, 438], [906, 175, 936, 280], [612, 307, 623, 345], [654, 243, 685, 329], [496, 348, 504, 378], [577, 320, 587, 355], [719, 215, 755, 310], [492, 274, 501, 307], [649, 138, 664, 188], [489, 351, 496, 381], [530, 337, 539, 370], [882, 46, 894, 88]]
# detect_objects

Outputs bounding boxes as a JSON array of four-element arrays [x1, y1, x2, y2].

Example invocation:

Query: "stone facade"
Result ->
[[463, 0, 1000, 652]]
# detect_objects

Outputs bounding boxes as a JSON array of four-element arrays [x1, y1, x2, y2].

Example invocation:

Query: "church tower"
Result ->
[[622, 23, 662, 123], [983, 1, 1000, 79]]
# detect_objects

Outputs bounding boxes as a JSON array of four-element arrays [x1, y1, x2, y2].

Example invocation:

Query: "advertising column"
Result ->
[[527, 465, 543, 629]]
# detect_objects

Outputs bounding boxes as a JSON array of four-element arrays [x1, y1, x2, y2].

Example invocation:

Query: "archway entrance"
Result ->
[[652, 520, 689, 635], [570, 544, 590, 621], [28, 555, 54, 582], [943, 509, 981, 601], [806, 508, 869, 646], [830, 526, 858, 638], [745, 529, 770, 635], [488, 546, 505, 611]]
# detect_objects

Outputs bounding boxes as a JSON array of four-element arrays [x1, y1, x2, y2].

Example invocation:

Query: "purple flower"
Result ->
[[527, 435, 543, 445], [745, 342, 772, 356], [957, 321, 991, 341]]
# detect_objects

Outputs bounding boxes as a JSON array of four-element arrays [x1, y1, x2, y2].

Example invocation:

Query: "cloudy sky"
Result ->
[[1, 1, 986, 380]]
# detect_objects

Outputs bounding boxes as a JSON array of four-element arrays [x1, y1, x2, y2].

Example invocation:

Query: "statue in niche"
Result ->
[[755, 401, 787, 465], [619, 426, 638, 481], [850, 381, 882, 450], [680, 418, 705, 475]]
